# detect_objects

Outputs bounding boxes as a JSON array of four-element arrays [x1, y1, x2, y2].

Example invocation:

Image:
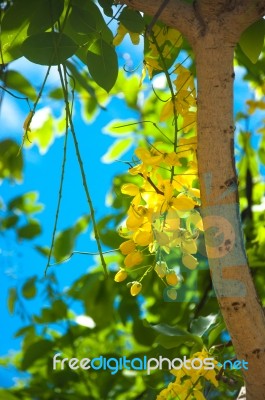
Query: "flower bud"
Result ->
[[114, 270, 128, 282], [155, 261, 167, 278], [130, 281, 142, 296], [167, 288, 177, 300], [119, 239, 136, 255], [166, 270, 178, 286]]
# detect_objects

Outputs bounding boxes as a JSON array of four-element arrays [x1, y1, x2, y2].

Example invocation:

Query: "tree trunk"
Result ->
[[194, 31, 265, 399]]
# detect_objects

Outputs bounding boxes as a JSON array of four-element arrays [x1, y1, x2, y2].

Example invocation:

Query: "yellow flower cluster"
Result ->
[[114, 24, 201, 297], [143, 25, 182, 80], [113, 23, 141, 46], [114, 139, 203, 296], [157, 349, 220, 400]]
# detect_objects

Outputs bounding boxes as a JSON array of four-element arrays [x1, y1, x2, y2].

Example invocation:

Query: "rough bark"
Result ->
[[194, 32, 265, 400], [120, 0, 265, 398]]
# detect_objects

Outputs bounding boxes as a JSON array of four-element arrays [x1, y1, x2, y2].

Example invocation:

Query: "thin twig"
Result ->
[[149, 31, 179, 182], [45, 73, 69, 277], [57, 63, 108, 277], [48, 249, 119, 266]]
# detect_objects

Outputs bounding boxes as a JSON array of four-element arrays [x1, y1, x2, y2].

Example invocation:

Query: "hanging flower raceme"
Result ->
[[157, 349, 221, 400], [114, 26, 202, 298], [115, 145, 202, 296]]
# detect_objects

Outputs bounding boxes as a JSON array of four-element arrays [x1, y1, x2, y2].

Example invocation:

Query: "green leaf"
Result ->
[[4, 70, 36, 101], [146, 322, 203, 348], [190, 314, 218, 337], [14, 325, 35, 338], [70, 0, 113, 43], [53, 215, 90, 262], [21, 32, 78, 66], [123, 75, 141, 109], [258, 136, 265, 165], [103, 119, 137, 137], [119, 7, 145, 33], [35, 245, 50, 258], [17, 219, 41, 239], [69, 4, 97, 35], [22, 277, 37, 299], [101, 138, 132, 164], [48, 87, 64, 99], [27, 0, 64, 35], [0, 140, 23, 183], [53, 228, 75, 262], [156, 334, 200, 349], [74, 214, 90, 235], [0, 390, 20, 400], [66, 61, 96, 99], [0, 0, 34, 62], [98, 0, 113, 17], [86, 38, 118, 92], [239, 19, 265, 64], [21, 339, 53, 370], [1, 215, 19, 230], [24, 110, 54, 154], [8, 192, 43, 215], [51, 299, 68, 319], [7, 287, 17, 315], [208, 321, 226, 348], [258, 147, 265, 165], [1, 0, 64, 62], [148, 322, 191, 336], [1, 0, 36, 31], [34, 300, 68, 323]]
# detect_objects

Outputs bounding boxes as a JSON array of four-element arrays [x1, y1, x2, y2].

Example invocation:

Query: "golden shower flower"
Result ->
[[119, 239, 136, 255], [124, 251, 143, 268]]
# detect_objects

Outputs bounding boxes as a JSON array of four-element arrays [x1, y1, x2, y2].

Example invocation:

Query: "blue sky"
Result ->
[[0, 37, 263, 387]]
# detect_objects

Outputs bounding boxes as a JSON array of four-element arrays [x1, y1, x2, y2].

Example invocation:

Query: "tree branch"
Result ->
[[225, 0, 265, 38], [118, 0, 198, 43]]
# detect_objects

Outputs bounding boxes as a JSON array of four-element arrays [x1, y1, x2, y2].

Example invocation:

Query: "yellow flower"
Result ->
[[173, 64, 195, 92], [163, 151, 181, 167], [160, 192, 195, 215], [167, 288, 178, 300], [124, 251, 143, 268], [128, 162, 149, 177], [133, 229, 153, 246], [166, 271, 178, 286], [114, 270, 128, 282], [126, 205, 152, 231], [155, 261, 167, 278], [121, 183, 143, 206], [23, 111, 34, 132], [186, 211, 204, 232], [173, 174, 196, 193], [158, 348, 221, 400], [247, 99, 265, 115], [121, 183, 140, 196], [130, 281, 142, 296], [182, 253, 198, 270], [119, 239, 136, 255], [121, 181, 155, 207], [154, 230, 170, 246], [144, 57, 163, 79], [164, 209, 180, 232], [172, 194, 195, 212], [135, 147, 163, 166], [113, 23, 140, 46]]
